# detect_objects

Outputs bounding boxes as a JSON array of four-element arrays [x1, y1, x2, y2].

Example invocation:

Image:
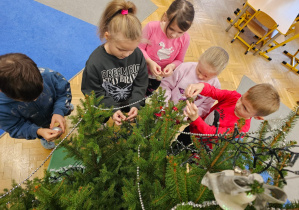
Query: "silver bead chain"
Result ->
[[137, 145, 145, 210], [171, 200, 218, 209], [92, 93, 289, 138], [0, 114, 84, 200], [170, 201, 284, 210], [93, 93, 162, 111], [174, 125, 284, 137], [0, 94, 160, 200], [1, 93, 296, 207]]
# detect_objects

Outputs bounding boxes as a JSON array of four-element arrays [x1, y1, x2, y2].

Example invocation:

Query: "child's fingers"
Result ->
[[56, 121, 65, 133], [58, 124, 65, 133], [163, 67, 169, 74], [183, 110, 189, 117], [193, 90, 201, 97], [127, 107, 137, 115], [185, 85, 200, 98], [113, 111, 124, 124], [186, 100, 193, 108], [185, 101, 197, 116], [126, 116, 136, 121], [115, 110, 126, 120], [189, 89, 197, 98], [185, 87, 193, 98], [47, 130, 60, 141], [154, 66, 162, 76], [126, 111, 137, 120], [49, 120, 55, 129], [126, 115, 134, 121], [185, 105, 191, 115], [119, 113, 127, 120], [162, 69, 173, 77], [113, 116, 123, 125], [191, 103, 198, 111]]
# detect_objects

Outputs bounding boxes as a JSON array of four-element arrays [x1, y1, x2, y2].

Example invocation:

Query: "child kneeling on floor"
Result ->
[[177, 82, 280, 149], [0, 53, 73, 149]]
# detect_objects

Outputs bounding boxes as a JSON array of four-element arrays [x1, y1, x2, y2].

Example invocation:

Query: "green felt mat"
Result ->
[[47, 147, 82, 172]]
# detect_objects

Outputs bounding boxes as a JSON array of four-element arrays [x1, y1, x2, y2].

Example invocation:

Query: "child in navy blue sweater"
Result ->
[[0, 53, 73, 149]]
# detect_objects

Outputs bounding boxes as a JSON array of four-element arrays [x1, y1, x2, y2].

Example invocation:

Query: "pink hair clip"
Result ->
[[121, 9, 128, 15]]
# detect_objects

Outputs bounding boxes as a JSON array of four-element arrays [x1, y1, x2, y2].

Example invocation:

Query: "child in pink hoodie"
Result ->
[[160, 46, 229, 118], [138, 0, 195, 96]]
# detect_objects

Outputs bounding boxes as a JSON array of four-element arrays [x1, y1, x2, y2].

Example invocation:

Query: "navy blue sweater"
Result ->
[[0, 68, 72, 139]]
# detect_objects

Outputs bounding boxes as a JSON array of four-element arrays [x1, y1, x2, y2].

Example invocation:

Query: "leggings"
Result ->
[[146, 78, 161, 96]]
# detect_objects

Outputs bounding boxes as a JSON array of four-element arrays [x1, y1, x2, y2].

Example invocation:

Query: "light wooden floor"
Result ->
[[1, 0, 299, 194]]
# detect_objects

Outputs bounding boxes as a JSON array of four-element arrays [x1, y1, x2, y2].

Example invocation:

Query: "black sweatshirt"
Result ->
[[81, 45, 148, 110]]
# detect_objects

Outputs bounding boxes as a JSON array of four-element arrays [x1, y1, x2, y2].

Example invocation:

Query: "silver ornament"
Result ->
[[52, 127, 62, 132], [52, 127, 63, 136]]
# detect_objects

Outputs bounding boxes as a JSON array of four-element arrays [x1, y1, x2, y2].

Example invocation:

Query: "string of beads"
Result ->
[[1, 93, 298, 208], [0, 93, 158, 200], [137, 145, 145, 210], [0, 112, 85, 200]]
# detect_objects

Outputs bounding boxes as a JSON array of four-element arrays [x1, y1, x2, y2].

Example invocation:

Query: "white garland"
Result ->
[[171, 201, 218, 209], [137, 145, 145, 210], [170, 201, 285, 210], [1, 93, 297, 207], [0, 113, 84, 200]]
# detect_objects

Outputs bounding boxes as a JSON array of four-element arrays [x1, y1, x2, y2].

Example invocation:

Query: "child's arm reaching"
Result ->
[[112, 107, 138, 125], [184, 100, 199, 121], [147, 59, 162, 77], [112, 110, 127, 125], [184, 97, 237, 135], [190, 117, 236, 135], [50, 70, 72, 133], [195, 80, 221, 118], [51, 70, 72, 118], [138, 23, 163, 77], [187, 82, 235, 102], [162, 63, 176, 77], [37, 128, 62, 142], [0, 112, 60, 140], [50, 114, 66, 133], [160, 66, 182, 102], [196, 97, 216, 118], [185, 83, 205, 98], [126, 107, 138, 121]]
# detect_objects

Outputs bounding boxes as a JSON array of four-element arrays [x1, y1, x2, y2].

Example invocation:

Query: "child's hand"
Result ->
[[126, 107, 138, 122], [37, 128, 61, 142], [184, 83, 204, 98], [147, 59, 162, 77], [184, 100, 199, 121], [112, 110, 126, 125], [50, 114, 66, 133], [162, 63, 175, 77]]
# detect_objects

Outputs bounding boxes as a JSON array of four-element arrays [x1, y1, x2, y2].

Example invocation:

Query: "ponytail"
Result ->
[[98, 0, 142, 41]]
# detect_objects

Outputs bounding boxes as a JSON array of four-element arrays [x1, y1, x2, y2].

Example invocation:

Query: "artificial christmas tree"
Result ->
[[1, 89, 299, 209]]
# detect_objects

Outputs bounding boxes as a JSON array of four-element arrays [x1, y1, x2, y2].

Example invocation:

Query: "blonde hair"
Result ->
[[98, 0, 142, 41], [245, 83, 280, 116], [199, 46, 229, 75]]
